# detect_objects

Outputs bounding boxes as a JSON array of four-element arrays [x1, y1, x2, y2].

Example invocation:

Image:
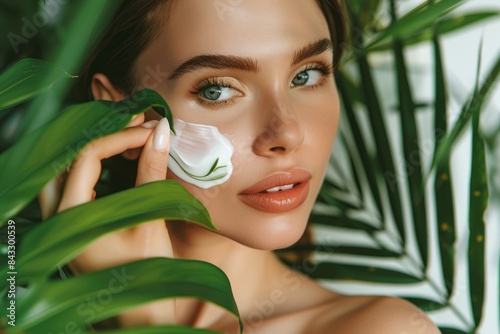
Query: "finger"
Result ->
[[58, 125, 156, 212], [128, 118, 175, 325], [38, 176, 65, 219], [121, 147, 143, 160], [136, 117, 171, 186], [121, 120, 159, 160], [125, 113, 145, 128]]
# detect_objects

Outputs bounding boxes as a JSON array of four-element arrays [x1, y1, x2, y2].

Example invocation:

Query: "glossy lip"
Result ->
[[238, 168, 312, 213]]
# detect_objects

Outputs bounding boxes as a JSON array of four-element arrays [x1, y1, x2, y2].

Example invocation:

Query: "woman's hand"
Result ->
[[39, 114, 175, 327]]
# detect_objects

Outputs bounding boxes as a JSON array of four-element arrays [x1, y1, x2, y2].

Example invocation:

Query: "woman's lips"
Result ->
[[238, 169, 312, 213]]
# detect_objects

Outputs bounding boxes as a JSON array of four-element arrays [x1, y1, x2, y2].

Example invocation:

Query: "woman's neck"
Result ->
[[166, 221, 288, 327]]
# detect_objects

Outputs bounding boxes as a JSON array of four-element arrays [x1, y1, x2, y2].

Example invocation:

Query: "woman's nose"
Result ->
[[252, 98, 304, 157]]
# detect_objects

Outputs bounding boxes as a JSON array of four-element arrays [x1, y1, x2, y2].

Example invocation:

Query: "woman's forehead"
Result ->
[[139, 0, 330, 70]]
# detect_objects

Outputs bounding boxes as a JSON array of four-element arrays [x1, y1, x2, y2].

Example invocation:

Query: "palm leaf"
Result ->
[[432, 26, 456, 300], [370, 11, 500, 52], [363, 0, 465, 52], [431, 52, 500, 174], [307, 263, 421, 284], [467, 49, 489, 329], [393, 38, 428, 268]]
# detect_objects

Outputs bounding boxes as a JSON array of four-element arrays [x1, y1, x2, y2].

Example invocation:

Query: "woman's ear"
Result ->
[[91, 73, 126, 101]]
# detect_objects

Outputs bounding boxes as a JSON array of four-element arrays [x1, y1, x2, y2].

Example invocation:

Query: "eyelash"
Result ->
[[190, 62, 334, 108], [190, 78, 237, 108], [292, 62, 334, 90]]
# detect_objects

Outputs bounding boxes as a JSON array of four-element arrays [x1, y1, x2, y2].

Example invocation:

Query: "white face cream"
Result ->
[[168, 119, 234, 189]]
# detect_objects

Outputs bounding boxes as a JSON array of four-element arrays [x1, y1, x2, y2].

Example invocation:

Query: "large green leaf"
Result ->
[[0, 59, 74, 111], [11, 258, 241, 333], [2, 181, 213, 283], [0, 89, 173, 225]]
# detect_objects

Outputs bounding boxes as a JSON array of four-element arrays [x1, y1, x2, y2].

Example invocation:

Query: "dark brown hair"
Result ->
[[80, 0, 347, 100]]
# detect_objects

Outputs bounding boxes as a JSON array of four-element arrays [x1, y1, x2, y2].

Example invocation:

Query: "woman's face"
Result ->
[[136, 0, 340, 250]]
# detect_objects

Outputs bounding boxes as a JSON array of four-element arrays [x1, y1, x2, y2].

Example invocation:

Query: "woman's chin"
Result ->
[[222, 219, 309, 251]]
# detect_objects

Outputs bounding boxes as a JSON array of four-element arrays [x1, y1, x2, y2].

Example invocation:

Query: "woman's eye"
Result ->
[[191, 78, 243, 107], [291, 69, 323, 87], [201, 85, 237, 101]]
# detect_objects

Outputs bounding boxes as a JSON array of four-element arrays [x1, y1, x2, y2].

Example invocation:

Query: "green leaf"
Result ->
[[280, 244, 400, 258], [356, 56, 406, 243], [403, 297, 447, 312], [439, 328, 469, 334], [336, 74, 386, 224], [467, 81, 488, 328], [4, 181, 214, 283], [431, 51, 500, 174], [14, 258, 241, 333], [317, 186, 363, 212], [310, 213, 379, 233], [20, 1, 122, 134], [0, 89, 173, 225], [363, 0, 465, 51], [370, 11, 500, 52], [393, 39, 428, 268], [345, 6, 406, 243], [432, 30, 456, 299], [0, 59, 74, 111], [304, 262, 422, 283]]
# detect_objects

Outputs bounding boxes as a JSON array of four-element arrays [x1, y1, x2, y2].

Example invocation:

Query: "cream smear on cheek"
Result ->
[[168, 119, 234, 189]]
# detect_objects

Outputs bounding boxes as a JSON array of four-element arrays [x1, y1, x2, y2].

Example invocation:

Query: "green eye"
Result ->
[[292, 72, 309, 86], [203, 85, 223, 100], [291, 69, 324, 87]]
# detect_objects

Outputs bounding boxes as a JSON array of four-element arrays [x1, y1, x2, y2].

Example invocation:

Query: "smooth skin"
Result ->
[[39, 0, 441, 333]]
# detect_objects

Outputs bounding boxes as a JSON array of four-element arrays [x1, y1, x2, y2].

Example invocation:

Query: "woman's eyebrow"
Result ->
[[168, 55, 258, 80], [292, 38, 333, 66], [167, 38, 333, 80]]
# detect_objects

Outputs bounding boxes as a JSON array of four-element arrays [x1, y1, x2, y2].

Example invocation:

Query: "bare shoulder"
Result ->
[[313, 295, 441, 334]]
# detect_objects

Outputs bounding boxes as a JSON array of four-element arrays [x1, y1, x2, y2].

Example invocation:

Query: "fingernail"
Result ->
[[141, 120, 159, 128], [153, 118, 170, 152]]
